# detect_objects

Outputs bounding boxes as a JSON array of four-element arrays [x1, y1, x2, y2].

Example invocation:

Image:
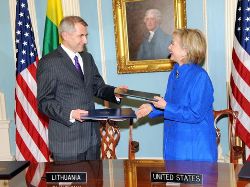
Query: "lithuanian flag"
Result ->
[[42, 0, 63, 56]]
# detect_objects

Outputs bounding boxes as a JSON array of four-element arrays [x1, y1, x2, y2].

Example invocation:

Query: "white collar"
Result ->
[[149, 31, 154, 35], [61, 44, 79, 60]]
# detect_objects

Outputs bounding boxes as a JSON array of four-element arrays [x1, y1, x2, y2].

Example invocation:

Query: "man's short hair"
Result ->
[[59, 16, 88, 34]]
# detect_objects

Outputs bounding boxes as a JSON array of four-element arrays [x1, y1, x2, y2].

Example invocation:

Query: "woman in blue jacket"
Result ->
[[136, 28, 218, 162]]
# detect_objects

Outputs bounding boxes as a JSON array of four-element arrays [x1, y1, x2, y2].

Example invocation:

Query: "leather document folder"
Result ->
[[115, 88, 160, 101], [81, 108, 136, 120], [238, 161, 250, 180], [0, 161, 30, 179]]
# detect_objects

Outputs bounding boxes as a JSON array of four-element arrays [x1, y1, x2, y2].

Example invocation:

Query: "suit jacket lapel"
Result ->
[[57, 46, 85, 82], [81, 52, 89, 84]]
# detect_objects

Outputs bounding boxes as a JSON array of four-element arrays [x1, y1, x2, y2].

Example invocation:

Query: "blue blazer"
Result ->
[[149, 63, 218, 162]]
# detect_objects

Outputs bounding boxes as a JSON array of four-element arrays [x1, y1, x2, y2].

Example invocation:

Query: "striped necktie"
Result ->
[[74, 55, 84, 79]]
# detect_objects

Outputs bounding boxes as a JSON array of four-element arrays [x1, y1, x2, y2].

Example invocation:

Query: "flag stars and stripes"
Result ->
[[20, 59, 25, 64], [21, 3, 25, 8], [18, 21, 22, 26], [24, 32, 29, 37], [231, 0, 250, 161], [245, 17, 250, 21], [15, 0, 49, 164], [25, 23, 30, 29], [235, 1, 250, 54]]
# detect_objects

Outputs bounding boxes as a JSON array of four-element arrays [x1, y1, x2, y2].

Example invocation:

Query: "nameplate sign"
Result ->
[[151, 172, 202, 185], [46, 172, 87, 183]]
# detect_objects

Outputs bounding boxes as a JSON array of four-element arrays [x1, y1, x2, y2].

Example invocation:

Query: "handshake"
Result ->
[[73, 88, 165, 122], [114, 87, 165, 119]]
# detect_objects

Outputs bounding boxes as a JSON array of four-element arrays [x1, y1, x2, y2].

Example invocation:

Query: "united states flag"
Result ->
[[15, 0, 50, 163], [230, 0, 250, 161], [25, 162, 47, 186]]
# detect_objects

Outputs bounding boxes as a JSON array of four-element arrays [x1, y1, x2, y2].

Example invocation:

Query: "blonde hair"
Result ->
[[173, 28, 206, 64]]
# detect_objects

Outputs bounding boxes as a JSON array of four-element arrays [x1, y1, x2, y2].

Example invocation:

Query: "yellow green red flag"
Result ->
[[42, 0, 63, 56]]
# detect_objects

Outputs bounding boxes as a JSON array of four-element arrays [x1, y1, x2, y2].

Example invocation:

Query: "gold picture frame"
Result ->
[[113, 0, 187, 74], [124, 160, 165, 187]]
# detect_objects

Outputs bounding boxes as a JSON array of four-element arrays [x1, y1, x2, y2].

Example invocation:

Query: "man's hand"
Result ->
[[114, 85, 128, 98], [71, 109, 88, 122]]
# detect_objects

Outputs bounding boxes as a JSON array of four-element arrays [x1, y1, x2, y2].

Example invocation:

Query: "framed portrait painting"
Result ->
[[113, 0, 187, 74]]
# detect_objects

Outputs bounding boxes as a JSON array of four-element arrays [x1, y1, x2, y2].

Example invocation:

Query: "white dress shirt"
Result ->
[[61, 44, 84, 122], [61, 44, 84, 74], [148, 31, 155, 42]]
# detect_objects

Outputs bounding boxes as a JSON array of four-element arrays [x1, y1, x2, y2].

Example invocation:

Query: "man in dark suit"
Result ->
[[137, 9, 171, 60], [37, 16, 126, 161]]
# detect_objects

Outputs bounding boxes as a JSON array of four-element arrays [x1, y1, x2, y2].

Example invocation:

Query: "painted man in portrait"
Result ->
[[137, 9, 171, 60]]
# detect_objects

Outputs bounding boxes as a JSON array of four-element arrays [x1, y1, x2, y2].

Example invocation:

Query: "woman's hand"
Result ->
[[151, 96, 166, 109], [136, 104, 153, 119]]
